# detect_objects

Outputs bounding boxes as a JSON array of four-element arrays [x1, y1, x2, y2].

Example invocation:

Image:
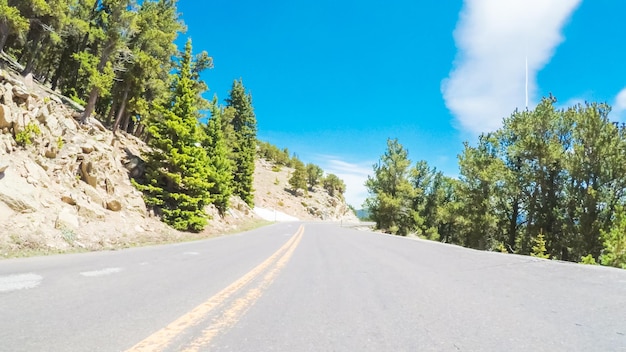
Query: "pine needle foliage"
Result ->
[[134, 39, 213, 232], [203, 101, 234, 215], [531, 232, 550, 259], [288, 159, 307, 194], [599, 205, 626, 269], [225, 79, 257, 206]]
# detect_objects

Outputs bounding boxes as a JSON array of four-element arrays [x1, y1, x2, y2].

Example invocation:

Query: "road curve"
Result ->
[[1, 222, 625, 351]]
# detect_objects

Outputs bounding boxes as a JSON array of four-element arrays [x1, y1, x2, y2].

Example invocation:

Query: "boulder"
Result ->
[[105, 177, 115, 195], [12, 85, 29, 101], [0, 167, 38, 213], [76, 200, 106, 220], [123, 154, 145, 179], [0, 134, 13, 153], [81, 144, 94, 154], [45, 114, 62, 137], [55, 206, 79, 229], [80, 161, 97, 188], [57, 114, 77, 132], [123, 190, 147, 215], [36, 104, 49, 123], [2, 83, 12, 106], [45, 147, 57, 159], [0, 104, 12, 129], [23, 158, 49, 185], [80, 182, 105, 207], [13, 112, 32, 134], [61, 195, 77, 205], [106, 200, 122, 212]]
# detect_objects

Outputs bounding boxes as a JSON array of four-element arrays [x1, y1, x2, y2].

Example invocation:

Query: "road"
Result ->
[[1, 222, 625, 351]]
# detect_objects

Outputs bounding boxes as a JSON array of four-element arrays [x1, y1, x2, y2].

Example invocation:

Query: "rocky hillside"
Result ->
[[0, 68, 356, 258], [254, 158, 357, 222]]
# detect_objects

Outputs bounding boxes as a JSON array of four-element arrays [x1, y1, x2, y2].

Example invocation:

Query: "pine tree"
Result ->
[[225, 79, 257, 206], [203, 101, 233, 215], [289, 159, 307, 194], [599, 205, 626, 269], [531, 232, 550, 259], [306, 163, 323, 190], [134, 38, 213, 232], [365, 138, 415, 236], [111, 0, 186, 134], [0, 0, 29, 52], [323, 173, 346, 197], [79, 0, 135, 123]]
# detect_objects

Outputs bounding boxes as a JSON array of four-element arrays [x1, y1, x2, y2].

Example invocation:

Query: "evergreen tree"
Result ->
[[599, 205, 626, 269], [203, 101, 233, 215], [0, 0, 29, 52], [134, 39, 213, 232], [289, 159, 307, 194], [365, 138, 415, 236], [531, 232, 550, 259], [111, 0, 185, 134], [306, 163, 323, 190], [323, 173, 346, 197], [225, 79, 257, 206], [78, 0, 135, 123]]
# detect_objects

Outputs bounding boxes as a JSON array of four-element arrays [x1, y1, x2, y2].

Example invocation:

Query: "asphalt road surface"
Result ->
[[1, 222, 625, 351]]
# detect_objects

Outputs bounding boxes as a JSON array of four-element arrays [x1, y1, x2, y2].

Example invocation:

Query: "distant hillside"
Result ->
[[253, 158, 358, 222], [356, 209, 371, 221]]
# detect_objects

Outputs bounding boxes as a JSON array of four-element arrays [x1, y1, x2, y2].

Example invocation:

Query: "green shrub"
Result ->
[[15, 123, 41, 147], [579, 254, 597, 265], [531, 233, 550, 259]]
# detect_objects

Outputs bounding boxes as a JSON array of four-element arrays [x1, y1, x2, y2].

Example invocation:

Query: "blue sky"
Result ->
[[177, 0, 626, 208]]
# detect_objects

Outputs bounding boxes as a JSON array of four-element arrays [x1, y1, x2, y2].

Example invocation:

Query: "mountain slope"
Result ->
[[0, 68, 356, 258]]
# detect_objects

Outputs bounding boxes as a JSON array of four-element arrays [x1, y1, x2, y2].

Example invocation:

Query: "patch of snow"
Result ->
[[253, 207, 299, 222], [80, 267, 123, 277], [0, 273, 43, 292]]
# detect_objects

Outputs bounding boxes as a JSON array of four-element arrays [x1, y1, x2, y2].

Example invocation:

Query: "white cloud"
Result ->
[[442, 0, 581, 134], [316, 157, 373, 208], [614, 87, 626, 118]]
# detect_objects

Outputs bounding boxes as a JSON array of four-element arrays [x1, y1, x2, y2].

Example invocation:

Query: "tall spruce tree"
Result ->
[[225, 79, 257, 206], [134, 38, 213, 232], [203, 100, 233, 215]]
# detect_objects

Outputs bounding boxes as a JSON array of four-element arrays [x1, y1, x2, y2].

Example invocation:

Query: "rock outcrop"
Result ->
[[0, 68, 179, 255]]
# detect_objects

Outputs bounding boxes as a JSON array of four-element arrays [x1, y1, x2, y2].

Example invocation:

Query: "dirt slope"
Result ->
[[0, 67, 356, 258]]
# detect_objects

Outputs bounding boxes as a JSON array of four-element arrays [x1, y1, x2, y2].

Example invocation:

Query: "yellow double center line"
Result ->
[[127, 225, 305, 352]]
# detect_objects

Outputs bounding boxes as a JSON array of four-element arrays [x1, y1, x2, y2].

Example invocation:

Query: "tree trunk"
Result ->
[[508, 197, 520, 252], [51, 41, 74, 91], [112, 84, 129, 134], [105, 100, 117, 126], [81, 39, 115, 123], [121, 111, 132, 132], [134, 123, 144, 138], [81, 87, 100, 123], [21, 26, 44, 77], [0, 20, 8, 53]]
